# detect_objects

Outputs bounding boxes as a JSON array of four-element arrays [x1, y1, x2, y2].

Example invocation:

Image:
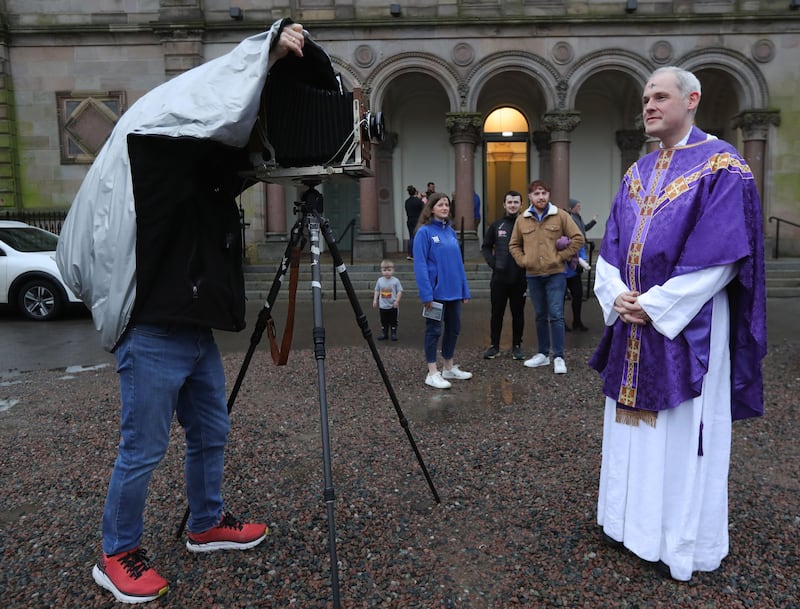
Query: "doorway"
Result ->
[[483, 107, 530, 228]]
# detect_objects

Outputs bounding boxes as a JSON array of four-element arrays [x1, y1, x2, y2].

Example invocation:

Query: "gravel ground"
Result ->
[[0, 339, 797, 608]]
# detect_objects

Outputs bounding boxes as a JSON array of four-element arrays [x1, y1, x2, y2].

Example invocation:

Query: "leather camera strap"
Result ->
[[267, 245, 301, 365]]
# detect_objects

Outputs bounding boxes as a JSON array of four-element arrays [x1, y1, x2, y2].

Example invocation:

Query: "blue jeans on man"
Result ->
[[527, 274, 567, 359], [103, 323, 230, 555]]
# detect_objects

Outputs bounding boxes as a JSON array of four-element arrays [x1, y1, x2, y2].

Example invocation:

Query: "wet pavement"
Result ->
[[1, 291, 798, 608], [0, 294, 797, 378]]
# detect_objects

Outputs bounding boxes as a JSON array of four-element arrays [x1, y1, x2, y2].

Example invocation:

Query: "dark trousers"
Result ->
[[489, 276, 526, 348], [407, 222, 416, 257], [565, 273, 584, 327], [379, 307, 398, 330]]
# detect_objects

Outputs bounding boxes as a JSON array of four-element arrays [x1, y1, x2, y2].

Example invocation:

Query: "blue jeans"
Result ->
[[527, 274, 567, 359], [103, 324, 230, 555], [424, 300, 462, 363]]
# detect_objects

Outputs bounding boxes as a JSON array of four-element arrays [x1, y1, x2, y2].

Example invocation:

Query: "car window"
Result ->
[[0, 227, 59, 252]]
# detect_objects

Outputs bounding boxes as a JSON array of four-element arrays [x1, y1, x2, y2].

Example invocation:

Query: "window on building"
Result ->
[[56, 91, 126, 164]]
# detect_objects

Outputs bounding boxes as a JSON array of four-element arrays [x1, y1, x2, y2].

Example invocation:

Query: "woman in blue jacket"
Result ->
[[413, 193, 472, 389]]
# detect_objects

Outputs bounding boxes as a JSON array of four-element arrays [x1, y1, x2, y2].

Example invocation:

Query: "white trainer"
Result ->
[[441, 365, 473, 380], [524, 353, 550, 368], [425, 372, 452, 389], [553, 357, 567, 374]]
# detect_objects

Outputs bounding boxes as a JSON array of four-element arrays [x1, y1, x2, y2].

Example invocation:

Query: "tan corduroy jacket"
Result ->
[[509, 203, 584, 277]]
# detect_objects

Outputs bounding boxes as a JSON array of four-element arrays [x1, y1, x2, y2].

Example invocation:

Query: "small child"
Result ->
[[373, 259, 403, 341]]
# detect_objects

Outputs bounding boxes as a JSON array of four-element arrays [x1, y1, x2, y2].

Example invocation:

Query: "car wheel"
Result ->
[[16, 278, 64, 321]]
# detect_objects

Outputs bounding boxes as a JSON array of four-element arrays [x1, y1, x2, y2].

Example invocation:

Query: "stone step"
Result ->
[[765, 259, 800, 298], [245, 257, 800, 300]]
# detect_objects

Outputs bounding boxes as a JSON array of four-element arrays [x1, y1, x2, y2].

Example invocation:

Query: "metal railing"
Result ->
[[584, 240, 596, 300], [768, 216, 800, 259], [331, 217, 356, 300], [1, 209, 68, 234]]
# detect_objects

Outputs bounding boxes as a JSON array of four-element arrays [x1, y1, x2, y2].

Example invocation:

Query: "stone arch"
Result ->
[[330, 56, 364, 90], [465, 51, 561, 111], [564, 49, 654, 108], [676, 48, 769, 109], [365, 52, 462, 112]]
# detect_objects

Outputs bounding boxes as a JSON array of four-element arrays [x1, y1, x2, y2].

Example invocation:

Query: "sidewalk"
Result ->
[[215, 292, 798, 355]]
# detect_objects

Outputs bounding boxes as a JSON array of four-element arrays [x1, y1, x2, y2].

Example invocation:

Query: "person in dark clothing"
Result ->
[[481, 190, 526, 360], [565, 198, 597, 331], [404, 185, 424, 259], [568, 198, 597, 236]]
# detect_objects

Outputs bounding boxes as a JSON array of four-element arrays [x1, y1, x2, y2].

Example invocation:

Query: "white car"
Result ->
[[0, 220, 83, 321]]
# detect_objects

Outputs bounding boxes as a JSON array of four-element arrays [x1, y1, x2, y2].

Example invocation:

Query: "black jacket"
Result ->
[[127, 134, 249, 332], [481, 214, 526, 285]]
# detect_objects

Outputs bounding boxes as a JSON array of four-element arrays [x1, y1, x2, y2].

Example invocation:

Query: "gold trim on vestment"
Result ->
[[615, 405, 658, 428]]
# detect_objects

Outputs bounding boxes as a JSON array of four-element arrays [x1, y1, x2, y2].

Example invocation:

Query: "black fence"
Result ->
[[2, 207, 252, 261], [1, 209, 68, 235]]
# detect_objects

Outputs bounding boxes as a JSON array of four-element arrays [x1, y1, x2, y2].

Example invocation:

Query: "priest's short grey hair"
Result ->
[[651, 66, 702, 99]]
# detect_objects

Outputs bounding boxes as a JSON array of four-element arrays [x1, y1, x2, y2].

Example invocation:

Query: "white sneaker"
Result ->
[[524, 353, 550, 368], [553, 357, 567, 374], [441, 365, 473, 380], [425, 372, 452, 389]]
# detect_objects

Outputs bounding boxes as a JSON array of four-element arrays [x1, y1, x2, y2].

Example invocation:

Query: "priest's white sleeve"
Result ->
[[637, 264, 738, 340], [593, 256, 630, 326]]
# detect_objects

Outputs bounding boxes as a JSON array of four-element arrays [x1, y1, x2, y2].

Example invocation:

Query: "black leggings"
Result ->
[[565, 273, 584, 326]]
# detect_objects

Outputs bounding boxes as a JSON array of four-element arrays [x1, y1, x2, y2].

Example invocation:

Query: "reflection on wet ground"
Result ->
[[407, 375, 529, 423]]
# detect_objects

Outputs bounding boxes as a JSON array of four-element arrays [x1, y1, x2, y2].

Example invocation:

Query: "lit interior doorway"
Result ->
[[484, 107, 529, 228]]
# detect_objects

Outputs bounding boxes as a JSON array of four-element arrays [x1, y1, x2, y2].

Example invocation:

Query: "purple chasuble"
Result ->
[[589, 126, 767, 421]]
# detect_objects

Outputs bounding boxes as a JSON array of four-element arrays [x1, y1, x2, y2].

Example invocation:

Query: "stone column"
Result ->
[[733, 110, 781, 200], [445, 112, 482, 259], [256, 183, 289, 262], [0, 40, 20, 207], [615, 129, 648, 178], [355, 175, 384, 260], [542, 111, 581, 209], [356, 132, 397, 260], [153, 1, 205, 79], [532, 130, 552, 186]]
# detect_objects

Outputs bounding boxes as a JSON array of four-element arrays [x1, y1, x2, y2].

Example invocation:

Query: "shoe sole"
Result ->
[[186, 531, 268, 553], [92, 564, 168, 604], [554, 367, 567, 374]]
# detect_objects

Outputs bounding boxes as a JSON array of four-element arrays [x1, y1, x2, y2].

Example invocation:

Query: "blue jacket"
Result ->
[[413, 219, 471, 303]]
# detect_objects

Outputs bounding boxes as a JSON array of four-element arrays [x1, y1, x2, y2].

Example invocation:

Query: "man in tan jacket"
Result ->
[[509, 179, 584, 374]]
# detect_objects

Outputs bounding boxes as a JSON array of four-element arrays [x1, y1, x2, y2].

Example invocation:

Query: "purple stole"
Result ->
[[589, 126, 767, 423]]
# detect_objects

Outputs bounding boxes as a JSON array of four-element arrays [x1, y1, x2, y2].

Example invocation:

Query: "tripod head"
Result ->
[[295, 180, 324, 215]]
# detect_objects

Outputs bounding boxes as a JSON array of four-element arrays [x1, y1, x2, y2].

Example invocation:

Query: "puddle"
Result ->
[[0, 502, 40, 524], [0, 398, 20, 412], [408, 377, 528, 423]]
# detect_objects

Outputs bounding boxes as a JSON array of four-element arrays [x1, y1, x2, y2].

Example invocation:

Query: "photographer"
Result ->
[[57, 20, 305, 604]]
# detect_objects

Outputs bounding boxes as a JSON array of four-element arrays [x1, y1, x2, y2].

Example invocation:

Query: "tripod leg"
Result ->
[[175, 219, 305, 539], [313, 210, 441, 503], [306, 215, 342, 609]]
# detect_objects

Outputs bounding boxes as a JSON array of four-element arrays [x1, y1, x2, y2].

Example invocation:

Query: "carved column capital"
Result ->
[[532, 130, 551, 153], [445, 112, 483, 145], [615, 129, 648, 153], [542, 111, 581, 142], [732, 110, 781, 141], [376, 131, 398, 153]]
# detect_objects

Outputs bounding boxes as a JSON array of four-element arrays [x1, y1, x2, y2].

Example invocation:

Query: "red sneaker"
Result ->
[[186, 512, 268, 553], [92, 547, 169, 604]]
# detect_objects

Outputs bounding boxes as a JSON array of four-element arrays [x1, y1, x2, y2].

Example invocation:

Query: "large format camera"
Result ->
[[250, 20, 385, 184]]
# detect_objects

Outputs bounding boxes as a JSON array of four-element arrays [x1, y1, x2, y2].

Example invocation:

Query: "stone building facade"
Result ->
[[0, 0, 798, 259]]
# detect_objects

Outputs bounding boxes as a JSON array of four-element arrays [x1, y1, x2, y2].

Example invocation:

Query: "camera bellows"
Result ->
[[264, 79, 354, 167]]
